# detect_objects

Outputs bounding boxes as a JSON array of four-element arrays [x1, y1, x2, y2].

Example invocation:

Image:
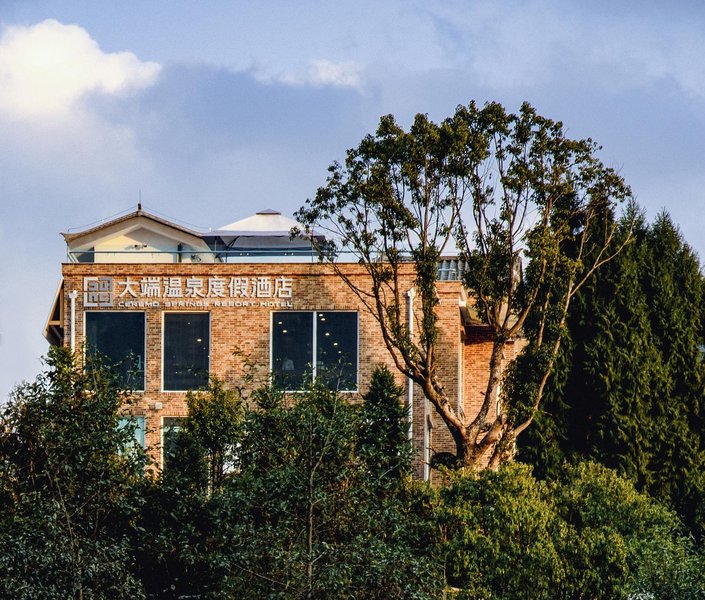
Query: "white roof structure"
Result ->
[[202, 209, 322, 261], [63, 205, 215, 264], [213, 208, 303, 239]]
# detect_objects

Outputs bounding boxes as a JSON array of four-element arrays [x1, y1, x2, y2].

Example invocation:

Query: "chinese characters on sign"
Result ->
[[83, 276, 294, 308]]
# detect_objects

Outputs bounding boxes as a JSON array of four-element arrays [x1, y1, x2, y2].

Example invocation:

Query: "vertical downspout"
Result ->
[[458, 300, 465, 419], [496, 349, 504, 418], [68, 290, 78, 352], [406, 288, 416, 443], [423, 416, 432, 481]]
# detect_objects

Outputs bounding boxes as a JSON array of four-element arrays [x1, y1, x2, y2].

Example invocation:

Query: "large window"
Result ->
[[85, 312, 145, 390], [163, 313, 210, 391], [272, 311, 358, 391]]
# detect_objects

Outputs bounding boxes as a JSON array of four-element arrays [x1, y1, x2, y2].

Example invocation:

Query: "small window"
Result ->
[[163, 313, 210, 391], [117, 415, 146, 449], [162, 416, 186, 469], [85, 312, 145, 390], [272, 311, 358, 391]]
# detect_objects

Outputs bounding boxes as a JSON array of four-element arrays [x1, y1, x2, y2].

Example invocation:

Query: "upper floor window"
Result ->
[[85, 312, 145, 390], [272, 311, 358, 391], [163, 313, 210, 391]]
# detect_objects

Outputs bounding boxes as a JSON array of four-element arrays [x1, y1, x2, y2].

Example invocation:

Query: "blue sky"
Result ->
[[1, 1, 705, 398]]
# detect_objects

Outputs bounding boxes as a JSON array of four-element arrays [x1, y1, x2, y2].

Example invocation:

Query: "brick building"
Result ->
[[44, 206, 516, 480]]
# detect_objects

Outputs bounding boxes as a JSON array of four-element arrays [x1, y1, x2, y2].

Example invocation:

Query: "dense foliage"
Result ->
[[0, 347, 147, 599], [440, 461, 705, 599], [520, 212, 705, 538], [2, 354, 703, 598]]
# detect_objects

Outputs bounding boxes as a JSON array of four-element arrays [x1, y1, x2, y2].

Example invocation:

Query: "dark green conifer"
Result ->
[[521, 211, 705, 537], [358, 365, 411, 482]]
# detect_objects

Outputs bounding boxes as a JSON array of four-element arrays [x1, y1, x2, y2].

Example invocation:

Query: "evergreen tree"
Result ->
[[358, 365, 411, 482], [520, 211, 705, 536]]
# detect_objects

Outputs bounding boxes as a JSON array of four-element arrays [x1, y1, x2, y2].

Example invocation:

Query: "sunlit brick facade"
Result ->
[[45, 207, 517, 480]]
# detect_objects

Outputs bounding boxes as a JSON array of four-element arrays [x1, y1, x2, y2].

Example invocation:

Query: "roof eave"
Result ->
[[62, 209, 203, 243]]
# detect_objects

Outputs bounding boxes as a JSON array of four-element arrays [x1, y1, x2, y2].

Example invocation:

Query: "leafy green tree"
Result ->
[[520, 211, 705, 536], [214, 381, 442, 599], [437, 461, 705, 599], [0, 347, 147, 599], [555, 461, 705, 600], [133, 376, 244, 598], [296, 100, 632, 470], [133, 461, 220, 599], [186, 376, 244, 492], [438, 463, 564, 598]]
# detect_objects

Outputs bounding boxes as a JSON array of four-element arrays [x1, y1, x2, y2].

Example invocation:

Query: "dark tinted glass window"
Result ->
[[316, 312, 358, 391], [272, 312, 313, 390], [85, 312, 145, 390], [272, 311, 357, 391], [163, 313, 209, 390]]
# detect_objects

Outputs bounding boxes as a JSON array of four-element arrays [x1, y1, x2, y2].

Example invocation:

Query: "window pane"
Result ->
[[272, 312, 313, 390], [162, 417, 186, 469], [118, 416, 146, 449], [85, 312, 145, 390], [316, 312, 358, 391], [164, 313, 209, 390]]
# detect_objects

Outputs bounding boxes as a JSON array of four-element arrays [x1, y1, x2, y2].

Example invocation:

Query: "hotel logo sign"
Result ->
[[83, 275, 294, 309], [84, 277, 114, 307]]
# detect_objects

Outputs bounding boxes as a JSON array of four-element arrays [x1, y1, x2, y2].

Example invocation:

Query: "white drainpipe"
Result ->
[[406, 287, 416, 443], [424, 415, 432, 481], [69, 290, 78, 352], [458, 300, 465, 418]]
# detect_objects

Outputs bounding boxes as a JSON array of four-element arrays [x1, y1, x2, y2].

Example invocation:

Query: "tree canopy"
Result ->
[[0, 347, 147, 599], [296, 100, 633, 470], [2, 354, 703, 598]]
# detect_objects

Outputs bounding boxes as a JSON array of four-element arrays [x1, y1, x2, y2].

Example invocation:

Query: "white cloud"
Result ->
[[0, 19, 161, 119], [306, 59, 362, 88], [0, 19, 161, 212], [275, 59, 363, 89]]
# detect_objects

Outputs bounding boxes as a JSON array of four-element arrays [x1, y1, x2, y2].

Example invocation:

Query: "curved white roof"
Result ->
[[214, 209, 302, 237]]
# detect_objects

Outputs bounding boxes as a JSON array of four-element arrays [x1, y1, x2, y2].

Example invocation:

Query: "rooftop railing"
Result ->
[[66, 249, 467, 280], [67, 248, 321, 264]]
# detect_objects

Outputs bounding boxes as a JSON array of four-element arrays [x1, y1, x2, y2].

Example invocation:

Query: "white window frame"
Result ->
[[161, 416, 186, 468], [117, 415, 147, 449]]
